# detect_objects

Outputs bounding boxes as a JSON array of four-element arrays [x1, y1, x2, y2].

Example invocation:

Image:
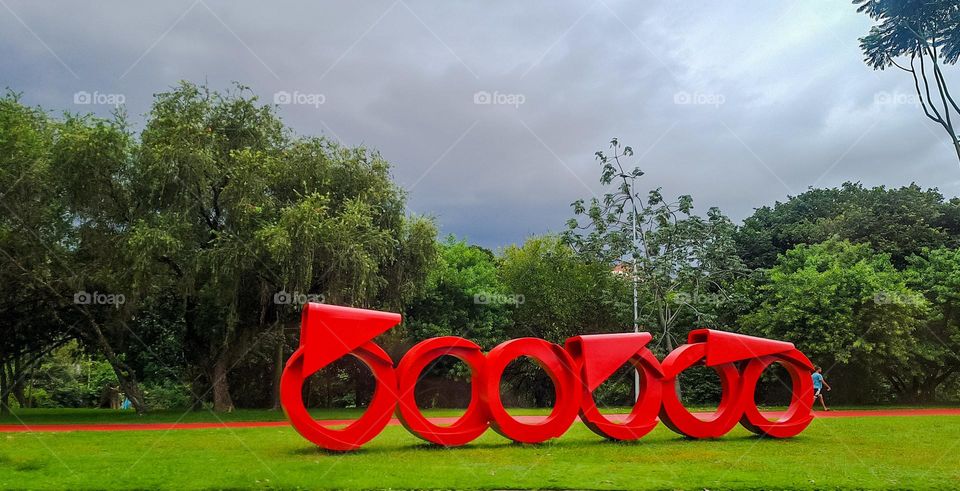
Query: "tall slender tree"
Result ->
[[856, 0, 960, 163]]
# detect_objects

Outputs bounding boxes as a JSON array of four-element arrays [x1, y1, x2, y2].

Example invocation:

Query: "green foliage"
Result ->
[[854, 0, 960, 163], [405, 236, 511, 349], [735, 183, 959, 269], [499, 235, 629, 342], [901, 248, 960, 401], [26, 342, 118, 409], [564, 139, 745, 349], [855, 0, 960, 67], [1, 83, 438, 412], [0, 92, 75, 414], [742, 239, 927, 401], [8, 88, 960, 412]]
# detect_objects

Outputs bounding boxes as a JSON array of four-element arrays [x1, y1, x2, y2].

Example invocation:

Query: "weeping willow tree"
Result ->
[[2, 83, 436, 413], [122, 82, 436, 411]]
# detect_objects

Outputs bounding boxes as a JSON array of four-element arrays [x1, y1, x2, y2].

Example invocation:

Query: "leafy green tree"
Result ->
[[499, 235, 630, 406], [499, 235, 629, 342], [855, 0, 960, 163], [742, 239, 926, 402], [736, 183, 959, 269], [903, 247, 960, 401], [2, 83, 436, 412], [0, 93, 93, 414], [123, 82, 435, 411], [50, 109, 158, 412], [405, 236, 511, 349], [564, 139, 745, 351]]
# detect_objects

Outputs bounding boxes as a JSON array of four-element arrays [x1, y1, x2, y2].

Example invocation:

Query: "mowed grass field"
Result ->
[[1, 410, 958, 489]]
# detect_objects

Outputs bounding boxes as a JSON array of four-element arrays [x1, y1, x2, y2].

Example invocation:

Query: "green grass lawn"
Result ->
[[1, 411, 959, 489], [0, 407, 564, 425]]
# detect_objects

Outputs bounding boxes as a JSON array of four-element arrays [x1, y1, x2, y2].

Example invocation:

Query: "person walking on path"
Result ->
[[812, 366, 831, 411]]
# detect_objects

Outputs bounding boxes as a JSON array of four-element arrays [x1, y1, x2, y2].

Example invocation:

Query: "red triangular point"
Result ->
[[688, 329, 794, 366], [565, 332, 652, 391], [299, 303, 401, 375]]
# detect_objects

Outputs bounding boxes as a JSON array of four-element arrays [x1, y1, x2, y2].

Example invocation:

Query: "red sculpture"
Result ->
[[281, 303, 814, 451]]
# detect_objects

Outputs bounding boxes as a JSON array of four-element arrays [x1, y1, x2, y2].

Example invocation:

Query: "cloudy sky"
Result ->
[[3, 1, 959, 248]]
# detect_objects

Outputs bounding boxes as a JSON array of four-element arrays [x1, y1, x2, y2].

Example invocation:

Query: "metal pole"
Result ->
[[627, 177, 640, 402]]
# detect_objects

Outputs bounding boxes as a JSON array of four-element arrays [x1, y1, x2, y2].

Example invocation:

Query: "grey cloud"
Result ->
[[2, 0, 958, 249]]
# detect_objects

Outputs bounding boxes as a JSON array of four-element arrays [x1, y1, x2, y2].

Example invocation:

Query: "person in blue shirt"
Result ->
[[812, 366, 831, 411]]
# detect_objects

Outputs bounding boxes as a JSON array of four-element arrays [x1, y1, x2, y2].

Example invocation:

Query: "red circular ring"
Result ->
[[280, 342, 397, 451], [481, 338, 581, 443], [659, 343, 743, 439], [395, 336, 489, 446], [739, 355, 814, 438], [580, 349, 663, 441]]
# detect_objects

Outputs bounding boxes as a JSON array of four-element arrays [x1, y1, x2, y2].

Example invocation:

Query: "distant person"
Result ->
[[121, 397, 132, 410], [812, 366, 831, 411]]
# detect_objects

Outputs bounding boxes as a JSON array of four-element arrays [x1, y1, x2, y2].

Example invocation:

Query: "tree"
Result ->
[[404, 236, 511, 349], [903, 247, 960, 402], [0, 93, 96, 414], [563, 139, 745, 352], [124, 82, 435, 411], [736, 183, 959, 269], [499, 235, 630, 406], [49, 109, 153, 413], [855, 0, 960, 163], [499, 235, 629, 343], [742, 239, 926, 402], [1, 84, 436, 413]]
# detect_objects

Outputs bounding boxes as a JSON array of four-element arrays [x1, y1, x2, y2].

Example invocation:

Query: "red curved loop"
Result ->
[[659, 343, 744, 438], [739, 353, 814, 438], [280, 303, 816, 450], [280, 341, 397, 451], [395, 336, 489, 446], [579, 348, 662, 441], [481, 338, 581, 443]]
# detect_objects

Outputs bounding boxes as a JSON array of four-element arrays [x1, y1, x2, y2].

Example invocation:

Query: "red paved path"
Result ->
[[1, 408, 957, 433]]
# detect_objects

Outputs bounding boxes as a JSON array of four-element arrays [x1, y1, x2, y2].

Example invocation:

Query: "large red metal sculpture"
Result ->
[[281, 303, 814, 451]]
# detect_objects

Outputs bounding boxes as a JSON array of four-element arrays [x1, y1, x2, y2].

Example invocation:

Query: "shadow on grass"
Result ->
[[286, 430, 809, 457]]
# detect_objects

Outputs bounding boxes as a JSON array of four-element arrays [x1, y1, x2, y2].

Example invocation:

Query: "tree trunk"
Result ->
[[11, 357, 26, 408], [0, 361, 10, 416], [88, 322, 148, 414], [211, 355, 235, 412], [271, 336, 284, 410]]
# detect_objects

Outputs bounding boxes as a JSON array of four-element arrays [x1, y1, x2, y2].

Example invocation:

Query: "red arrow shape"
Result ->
[[298, 303, 401, 375], [687, 329, 795, 366], [565, 332, 653, 391]]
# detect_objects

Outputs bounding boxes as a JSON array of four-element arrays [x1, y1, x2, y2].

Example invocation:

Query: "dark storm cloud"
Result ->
[[2, 0, 958, 248]]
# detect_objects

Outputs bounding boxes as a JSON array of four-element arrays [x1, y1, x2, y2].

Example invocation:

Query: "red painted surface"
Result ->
[[1, 408, 957, 434], [277, 304, 819, 450]]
